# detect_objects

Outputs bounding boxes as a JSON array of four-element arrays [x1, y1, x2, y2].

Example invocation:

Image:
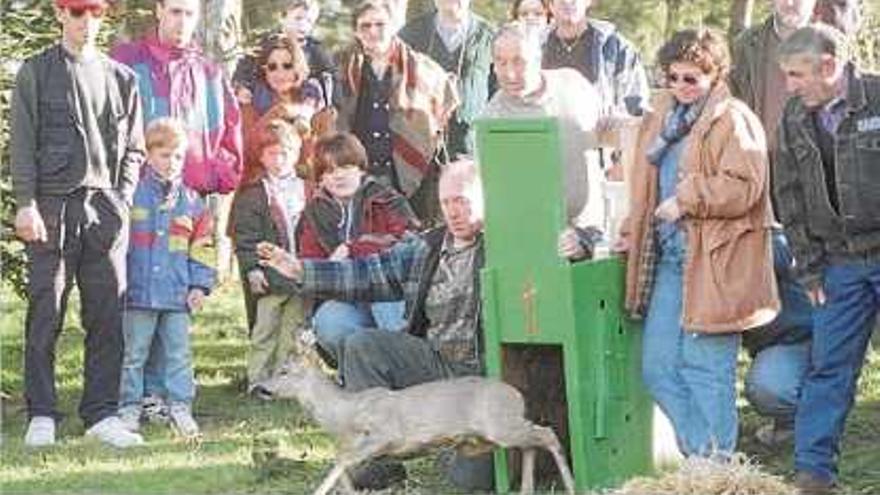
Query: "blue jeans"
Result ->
[[642, 257, 740, 457], [795, 260, 879, 482], [313, 300, 406, 362], [743, 230, 813, 424], [745, 341, 811, 424], [120, 309, 195, 408], [770, 230, 815, 340], [143, 337, 165, 398]]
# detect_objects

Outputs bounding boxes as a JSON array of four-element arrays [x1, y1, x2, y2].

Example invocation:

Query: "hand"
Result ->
[[807, 284, 827, 307], [329, 243, 350, 261], [236, 86, 253, 105], [595, 114, 633, 147], [15, 205, 48, 243], [654, 197, 682, 223], [257, 242, 303, 279], [247, 269, 269, 295], [311, 107, 338, 137], [557, 227, 587, 261], [604, 162, 624, 181], [612, 234, 631, 253], [187, 288, 207, 312], [597, 114, 624, 133]]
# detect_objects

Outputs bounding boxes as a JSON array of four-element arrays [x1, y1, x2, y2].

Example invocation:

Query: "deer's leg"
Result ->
[[519, 448, 536, 495], [536, 427, 575, 495], [339, 470, 356, 494], [313, 461, 350, 495]]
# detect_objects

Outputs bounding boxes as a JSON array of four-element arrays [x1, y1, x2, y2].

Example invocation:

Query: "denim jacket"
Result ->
[[126, 167, 216, 311], [774, 66, 880, 285]]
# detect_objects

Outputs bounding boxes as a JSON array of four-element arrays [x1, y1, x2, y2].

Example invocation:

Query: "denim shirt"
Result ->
[[656, 131, 686, 262]]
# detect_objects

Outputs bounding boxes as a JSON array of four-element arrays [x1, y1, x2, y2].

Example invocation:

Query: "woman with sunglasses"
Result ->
[[335, 0, 458, 225], [240, 35, 324, 184], [617, 29, 778, 458]]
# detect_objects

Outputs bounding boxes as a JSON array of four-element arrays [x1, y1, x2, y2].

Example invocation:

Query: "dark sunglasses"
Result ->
[[667, 73, 700, 86], [68, 6, 106, 18], [357, 21, 387, 31], [265, 62, 295, 72]]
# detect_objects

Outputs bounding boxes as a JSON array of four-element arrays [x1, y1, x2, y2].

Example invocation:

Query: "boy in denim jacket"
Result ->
[[119, 118, 216, 436]]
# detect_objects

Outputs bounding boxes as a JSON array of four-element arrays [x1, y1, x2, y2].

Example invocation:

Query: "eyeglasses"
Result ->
[[667, 73, 701, 86], [68, 6, 106, 18], [356, 21, 387, 31], [265, 62, 295, 72]]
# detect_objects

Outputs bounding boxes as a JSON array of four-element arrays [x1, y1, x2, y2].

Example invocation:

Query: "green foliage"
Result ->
[[0, 2, 59, 300]]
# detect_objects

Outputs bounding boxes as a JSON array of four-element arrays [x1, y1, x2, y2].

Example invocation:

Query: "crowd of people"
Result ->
[[9, 0, 875, 493]]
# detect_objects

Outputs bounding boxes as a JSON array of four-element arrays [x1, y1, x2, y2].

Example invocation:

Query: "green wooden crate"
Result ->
[[475, 117, 653, 492]]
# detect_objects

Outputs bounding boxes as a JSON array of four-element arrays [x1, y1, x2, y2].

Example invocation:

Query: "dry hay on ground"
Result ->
[[614, 453, 796, 495]]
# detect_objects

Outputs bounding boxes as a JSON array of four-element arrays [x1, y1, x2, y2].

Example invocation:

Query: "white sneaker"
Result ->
[[85, 416, 144, 448], [24, 416, 56, 447], [169, 404, 200, 438], [118, 406, 142, 432]]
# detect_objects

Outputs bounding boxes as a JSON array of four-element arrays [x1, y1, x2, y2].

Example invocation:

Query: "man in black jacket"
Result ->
[[774, 24, 880, 494], [11, 0, 145, 448]]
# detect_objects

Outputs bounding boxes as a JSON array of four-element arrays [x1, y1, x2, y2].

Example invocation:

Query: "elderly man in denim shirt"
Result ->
[[774, 24, 880, 495]]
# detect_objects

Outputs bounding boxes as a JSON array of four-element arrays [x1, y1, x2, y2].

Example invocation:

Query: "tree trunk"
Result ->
[[664, 0, 682, 39], [729, 0, 754, 39], [120, 0, 156, 41], [201, 0, 242, 74]]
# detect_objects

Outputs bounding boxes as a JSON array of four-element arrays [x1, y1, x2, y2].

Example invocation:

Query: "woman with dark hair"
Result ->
[[617, 29, 778, 457], [335, 0, 459, 224], [240, 35, 324, 184], [297, 132, 421, 363]]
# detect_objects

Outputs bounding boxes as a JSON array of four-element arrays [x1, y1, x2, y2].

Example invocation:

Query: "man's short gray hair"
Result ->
[[778, 23, 850, 63], [492, 21, 543, 60], [440, 158, 484, 222]]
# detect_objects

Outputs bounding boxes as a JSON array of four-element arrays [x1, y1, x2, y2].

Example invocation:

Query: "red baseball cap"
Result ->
[[55, 0, 109, 9]]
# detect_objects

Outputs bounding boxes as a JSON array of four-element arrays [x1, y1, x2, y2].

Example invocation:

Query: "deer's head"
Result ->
[[263, 355, 328, 399]]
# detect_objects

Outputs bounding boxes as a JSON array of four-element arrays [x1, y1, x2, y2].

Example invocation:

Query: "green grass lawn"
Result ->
[[1, 280, 878, 494]]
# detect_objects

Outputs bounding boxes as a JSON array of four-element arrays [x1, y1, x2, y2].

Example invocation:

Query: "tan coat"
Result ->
[[621, 84, 779, 333]]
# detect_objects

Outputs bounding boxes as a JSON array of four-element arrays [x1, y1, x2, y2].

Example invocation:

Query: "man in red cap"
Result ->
[[10, 0, 146, 448]]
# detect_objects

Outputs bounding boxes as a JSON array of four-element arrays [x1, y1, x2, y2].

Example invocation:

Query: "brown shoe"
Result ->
[[793, 471, 836, 495]]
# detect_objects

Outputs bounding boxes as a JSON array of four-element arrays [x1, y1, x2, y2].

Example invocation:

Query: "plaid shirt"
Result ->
[[300, 232, 431, 305], [299, 229, 484, 371]]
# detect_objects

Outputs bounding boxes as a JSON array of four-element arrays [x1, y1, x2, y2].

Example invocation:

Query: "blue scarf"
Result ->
[[645, 94, 709, 166]]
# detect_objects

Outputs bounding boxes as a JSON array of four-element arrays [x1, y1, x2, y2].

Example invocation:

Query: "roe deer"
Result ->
[[265, 358, 576, 495]]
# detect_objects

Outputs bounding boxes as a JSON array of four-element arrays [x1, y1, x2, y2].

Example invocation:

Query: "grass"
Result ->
[[1, 280, 879, 494]]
